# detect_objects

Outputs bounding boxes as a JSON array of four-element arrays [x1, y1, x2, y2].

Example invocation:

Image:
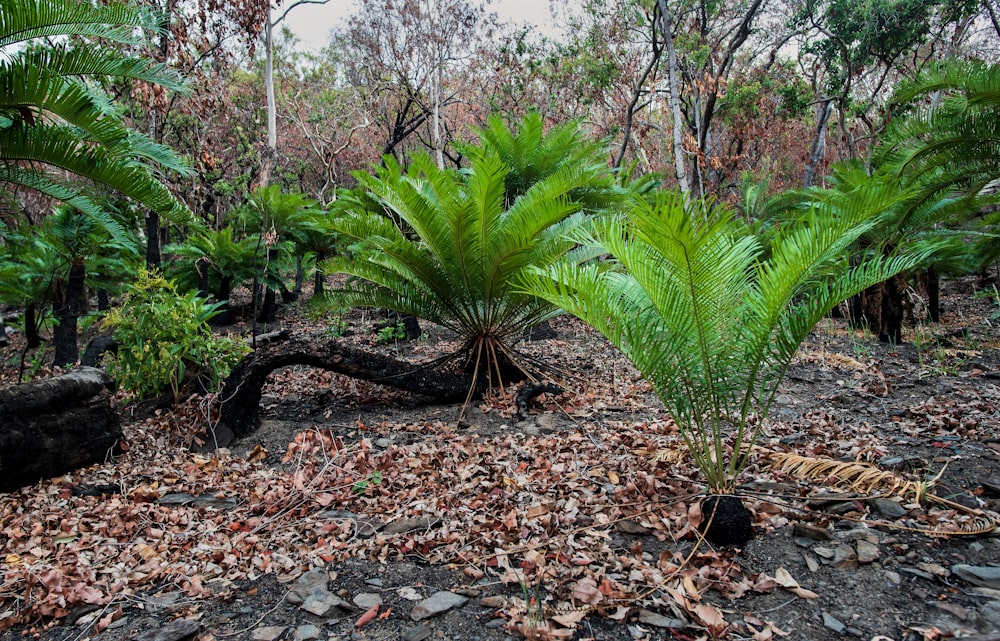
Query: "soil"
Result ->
[[3, 276, 1000, 641]]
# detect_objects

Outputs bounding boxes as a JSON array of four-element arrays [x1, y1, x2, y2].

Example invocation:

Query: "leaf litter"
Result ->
[[2, 277, 1000, 640]]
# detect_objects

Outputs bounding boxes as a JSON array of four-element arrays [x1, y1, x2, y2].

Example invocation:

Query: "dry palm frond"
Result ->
[[769, 452, 946, 504], [648, 447, 687, 465]]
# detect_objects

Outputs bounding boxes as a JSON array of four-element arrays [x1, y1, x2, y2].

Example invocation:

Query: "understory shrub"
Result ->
[[101, 270, 250, 401]]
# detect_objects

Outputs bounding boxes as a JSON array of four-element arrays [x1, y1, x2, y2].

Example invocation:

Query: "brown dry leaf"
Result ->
[[692, 602, 726, 629], [571, 577, 603, 605], [247, 444, 268, 463], [550, 609, 588, 627], [772, 567, 819, 599]]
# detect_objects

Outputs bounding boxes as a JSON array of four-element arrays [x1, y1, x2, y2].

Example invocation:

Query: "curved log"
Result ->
[[0, 367, 122, 492], [217, 339, 481, 439]]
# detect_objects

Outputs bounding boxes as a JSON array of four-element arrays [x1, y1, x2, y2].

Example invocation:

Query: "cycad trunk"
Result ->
[[53, 261, 86, 366], [849, 274, 906, 344]]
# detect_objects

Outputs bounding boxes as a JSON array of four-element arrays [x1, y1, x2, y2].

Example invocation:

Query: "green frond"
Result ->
[[0, 0, 159, 49]]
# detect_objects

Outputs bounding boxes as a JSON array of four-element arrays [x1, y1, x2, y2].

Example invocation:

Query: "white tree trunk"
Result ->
[[657, 0, 690, 194], [261, 5, 277, 187]]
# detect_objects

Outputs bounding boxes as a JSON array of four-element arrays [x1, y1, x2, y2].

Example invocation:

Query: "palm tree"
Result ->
[[524, 187, 926, 543], [0, 0, 192, 241], [325, 114, 624, 397], [165, 227, 258, 323]]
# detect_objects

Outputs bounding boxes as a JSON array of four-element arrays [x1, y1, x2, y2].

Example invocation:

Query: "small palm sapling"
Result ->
[[526, 187, 928, 544]]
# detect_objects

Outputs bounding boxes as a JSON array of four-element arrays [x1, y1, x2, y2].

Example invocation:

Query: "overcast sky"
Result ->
[[282, 0, 562, 52]]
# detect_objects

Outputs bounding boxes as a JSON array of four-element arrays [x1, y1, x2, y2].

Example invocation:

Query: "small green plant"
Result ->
[[324, 317, 349, 338], [352, 470, 383, 495], [101, 270, 250, 401], [376, 322, 407, 344]]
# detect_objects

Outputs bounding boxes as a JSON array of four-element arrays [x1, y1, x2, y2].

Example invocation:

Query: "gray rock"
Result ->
[[636, 610, 686, 628], [832, 544, 858, 569], [142, 592, 182, 614], [251, 627, 286, 641], [288, 569, 330, 605], [885, 570, 901, 586], [979, 601, 1000, 632], [402, 624, 433, 641], [821, 612, 846, 634], [410, 591, 469, 621], [133, 619, 200, 641], [951, 564, 1000, 590], [365, 577, 384, 588], [869, 498, 907, 519], [535, 414, 557, 434], [353, 593, 382, 609], [301, 591, 354, 617], [383, 516, 440, 536], [484, 619, 506, 628], [857, 540, 880, 564], [813, 547, 835, 560], [294, 625, 321, 641]]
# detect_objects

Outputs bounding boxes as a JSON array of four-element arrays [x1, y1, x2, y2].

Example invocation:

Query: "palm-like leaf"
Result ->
[[0, 0, 191, 228], [526, 188, 927, 492], [325, 140, 609, 390]]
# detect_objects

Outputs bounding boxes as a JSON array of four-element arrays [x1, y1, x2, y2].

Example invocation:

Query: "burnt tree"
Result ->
[[0, 367, 122, 492], [216, 338, 483, 441]]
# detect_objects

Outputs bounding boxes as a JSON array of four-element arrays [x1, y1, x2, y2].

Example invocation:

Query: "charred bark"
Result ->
[[926, 265, 940, 323], [217, 338, 481, 439], [52, 261, 86, 366], [0, 367, 122, 492]]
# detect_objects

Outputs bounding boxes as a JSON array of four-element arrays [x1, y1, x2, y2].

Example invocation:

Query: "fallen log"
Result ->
[[0, 367, 122, 493], [216, 339, 481, 440]]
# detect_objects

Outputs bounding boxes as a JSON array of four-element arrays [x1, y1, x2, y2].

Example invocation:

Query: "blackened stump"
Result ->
[[700, 494, 753, 546]]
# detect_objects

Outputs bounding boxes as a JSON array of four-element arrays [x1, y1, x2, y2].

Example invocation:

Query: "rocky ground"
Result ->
[[2, 276, 1000, 641]]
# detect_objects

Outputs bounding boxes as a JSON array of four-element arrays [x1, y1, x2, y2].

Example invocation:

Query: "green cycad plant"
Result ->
[[0, 0, 192, 237], [324, 148, 609, 396], [525, 187, 926, 528]]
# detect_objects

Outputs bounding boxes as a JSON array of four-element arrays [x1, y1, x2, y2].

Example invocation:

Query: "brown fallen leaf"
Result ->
[[772, 567, 819, 599], [355, 603, 379, 628]]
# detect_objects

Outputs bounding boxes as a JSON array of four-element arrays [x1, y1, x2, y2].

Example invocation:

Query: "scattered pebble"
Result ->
[[288, 569, 330, 605], [353, 593, 382, 609], [300, 591, 354, 617], [294, 624, 322, 641], [869, 498, 907, 519], [951, 564, 1000, 590], [821, 612, 846, 634], [832, 545, 858, 570], [857, 540, 880, 564], [410, 591, 469, 621], [636, 610, 686, 629], [133, 618, 200, 641], [402, 624, 433, 641], [251, 627, 286, 641]]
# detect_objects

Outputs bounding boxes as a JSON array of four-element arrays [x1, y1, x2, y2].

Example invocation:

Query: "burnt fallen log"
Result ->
[[0, 367, 122, 493], [216, 339, 482, 440]]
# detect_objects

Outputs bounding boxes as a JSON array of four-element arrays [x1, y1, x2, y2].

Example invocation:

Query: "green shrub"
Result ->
[[101, 270, 250, 401]]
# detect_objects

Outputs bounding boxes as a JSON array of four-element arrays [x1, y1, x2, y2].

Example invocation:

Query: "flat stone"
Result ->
[[133, 619, 200, 641], [294, 624, 321, 641], [480, 595, 506, 608], [143, 592, 182, 614], [857, 540, 880, 564], [821, 612, 846, 634], [383, 516, 440, 536], [832, 544, 858, 570], [365, 578, 383, 588], [869, 498, 908, 519], [885, 570, 901, 586], [616, 520, 652, 535], [402, 624, 433, 641], [803, 553, 820, 573], [979, 601, 1000, 632], [301, 591, 354, 617], [353, 593, 382, 609], [288, 569, 330, 605], [251, 627, 286, 641], [410, 591, 469, 621], [932, 483, 980, 510], [813, 547, 835, 560], [636, 610, 687, 628], [485, 618, 506, 628], [793, 523, 832, 541], [951, 564, 1000, 590]]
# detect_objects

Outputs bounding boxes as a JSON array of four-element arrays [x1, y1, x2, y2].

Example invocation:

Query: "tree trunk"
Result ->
[[804, 99, 835, 187], [926, 264, 940, 322], [657, 0, 690, 193], [261, 8, 277, 188], [24, 304, 42, 349], [313, 249, 326, 297], [52, 260, 86, 366], [216, 338, 481, 440], [0, 367, 122, 492]]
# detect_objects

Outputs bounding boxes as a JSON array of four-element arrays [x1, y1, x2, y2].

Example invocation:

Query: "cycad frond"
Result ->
[[526, 188, 925, 492], [0, 0, 157, 48]]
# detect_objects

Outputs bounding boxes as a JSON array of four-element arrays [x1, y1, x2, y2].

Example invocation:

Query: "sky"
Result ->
[[282, 0, 562, 53]]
